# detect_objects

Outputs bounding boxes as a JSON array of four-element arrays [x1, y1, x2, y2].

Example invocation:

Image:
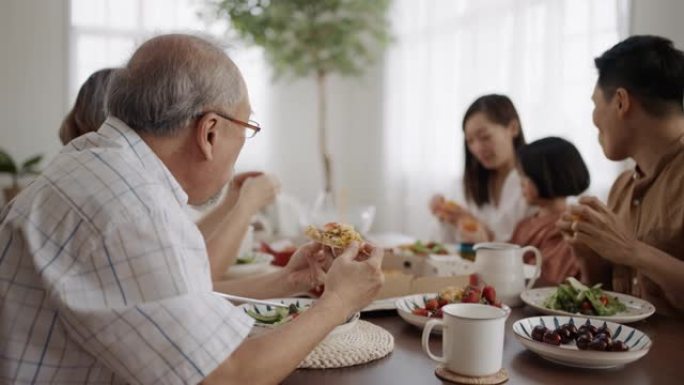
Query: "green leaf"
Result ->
[[21, 155, 42, 170], [208, 0, 393, 80], [20, 154, 43, 175], [0, 149, 18, 175]]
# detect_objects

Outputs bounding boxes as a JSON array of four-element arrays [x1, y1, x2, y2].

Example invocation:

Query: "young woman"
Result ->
[[512, 137, 590, 285], [431, 94, 534, 242]]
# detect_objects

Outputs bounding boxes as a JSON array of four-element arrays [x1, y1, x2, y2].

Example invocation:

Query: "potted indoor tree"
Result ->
[[0, 149, 43, 203], [208, 0, 391, 215]]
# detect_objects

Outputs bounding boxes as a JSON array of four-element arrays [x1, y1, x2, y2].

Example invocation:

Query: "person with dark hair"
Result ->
[[430, 94, 535, 242], [59, 68, 116, 144], [558, 35, 684, 315], [511, 137, 590, 285]]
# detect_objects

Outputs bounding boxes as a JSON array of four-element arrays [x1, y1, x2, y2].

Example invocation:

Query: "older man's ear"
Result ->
[[195, 113, 219, 161]]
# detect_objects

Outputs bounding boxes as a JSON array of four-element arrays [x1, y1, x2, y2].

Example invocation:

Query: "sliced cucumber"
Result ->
[[246, 308, 287, 324]]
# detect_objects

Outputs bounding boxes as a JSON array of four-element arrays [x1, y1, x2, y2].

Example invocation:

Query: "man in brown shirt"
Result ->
[[558, 35, 684, 316]]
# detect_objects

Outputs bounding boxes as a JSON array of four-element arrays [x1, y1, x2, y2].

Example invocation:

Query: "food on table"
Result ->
[[531, 321, 629, 352], [245, 303, 306, 325], [543, 277, 627, 316], [410, 274, 501, 318], [259, 242, 297, 266], [304, 222, 364, 250], [398, 240, 449, 256], [236, 255, 256, 265]]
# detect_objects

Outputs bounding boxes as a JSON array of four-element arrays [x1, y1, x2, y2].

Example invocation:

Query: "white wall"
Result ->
[[0, 0, 68, 204], [630, 0, 684, 47], [266, 63, 386, 222], [2, 0, 684, 228]]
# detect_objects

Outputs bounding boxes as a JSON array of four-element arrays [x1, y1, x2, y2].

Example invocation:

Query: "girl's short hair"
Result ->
[[517, 137, 590, 198]]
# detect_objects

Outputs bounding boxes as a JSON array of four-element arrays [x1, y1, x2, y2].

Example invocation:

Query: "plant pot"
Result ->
[[3, 186, 21, 203]]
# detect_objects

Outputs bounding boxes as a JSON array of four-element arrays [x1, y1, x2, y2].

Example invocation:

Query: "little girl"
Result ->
[[510, 137, 590, 285]]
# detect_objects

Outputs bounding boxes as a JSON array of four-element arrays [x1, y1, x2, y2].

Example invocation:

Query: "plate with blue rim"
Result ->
[[238, 298, 360, 338], [396, 293, 511, 333], [512, 315, 652, 369], [521, 287, 656, 323]]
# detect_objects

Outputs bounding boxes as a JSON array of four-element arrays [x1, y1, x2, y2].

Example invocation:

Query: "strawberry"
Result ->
[[482, 285, 497, 305], [437, 298, 449, 308], [425, 299, 439, 311], [412, 308, 429, 317], [469, 273, 484, 288], [462, 287, 481, 303]]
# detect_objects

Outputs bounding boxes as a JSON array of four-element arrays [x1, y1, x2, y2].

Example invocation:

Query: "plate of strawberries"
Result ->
[[395, 274, 510, 333]]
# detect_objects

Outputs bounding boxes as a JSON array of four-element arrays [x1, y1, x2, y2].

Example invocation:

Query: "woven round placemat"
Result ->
[[435, 365, 509, 385], [298, 320, 394, 369]]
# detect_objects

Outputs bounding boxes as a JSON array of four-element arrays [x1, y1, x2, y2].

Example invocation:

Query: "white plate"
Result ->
[[521, 287, 656, 323], [238, 298, 360, 337], [395, 293, 511, 333], [512, 315, 651, 369], [226, 252, 274, 278], [363, 297, 399, 312]]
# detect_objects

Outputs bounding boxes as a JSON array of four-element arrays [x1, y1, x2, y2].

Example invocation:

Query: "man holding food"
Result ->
[[558, 35, 684, 316], [0, 34, 384, 385]]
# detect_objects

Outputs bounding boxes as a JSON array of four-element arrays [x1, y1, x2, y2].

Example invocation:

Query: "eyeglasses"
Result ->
[[198, 110, 261, 138]]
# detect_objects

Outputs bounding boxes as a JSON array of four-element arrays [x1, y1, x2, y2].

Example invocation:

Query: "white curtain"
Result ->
[[382, 0, 630, 238], [69, 0, 272, 171]]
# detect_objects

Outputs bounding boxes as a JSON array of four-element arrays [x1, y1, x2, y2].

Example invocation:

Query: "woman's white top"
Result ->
[[437, 169, 536, 242]]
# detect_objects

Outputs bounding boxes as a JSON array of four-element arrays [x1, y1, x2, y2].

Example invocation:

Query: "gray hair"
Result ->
[[106, 34, 246, 135]]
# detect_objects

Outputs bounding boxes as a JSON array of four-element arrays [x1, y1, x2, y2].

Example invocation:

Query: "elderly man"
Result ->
[[558, 35, 684, 316], [0, 34, 384, 385]]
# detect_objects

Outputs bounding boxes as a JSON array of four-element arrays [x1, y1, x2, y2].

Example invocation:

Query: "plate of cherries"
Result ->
[[512, 316, 651, 369]]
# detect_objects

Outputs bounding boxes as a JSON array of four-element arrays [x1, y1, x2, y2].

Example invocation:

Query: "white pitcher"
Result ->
[[473, 242, 542, 307]]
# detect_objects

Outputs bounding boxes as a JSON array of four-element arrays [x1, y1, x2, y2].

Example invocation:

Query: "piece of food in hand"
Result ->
[[459, 216, 480, 232], [304, 222, 363, 250], [443, 199, 460, 210]]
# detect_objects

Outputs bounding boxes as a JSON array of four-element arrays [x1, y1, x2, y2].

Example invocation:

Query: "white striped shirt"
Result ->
[[0, 117, 253, 384]]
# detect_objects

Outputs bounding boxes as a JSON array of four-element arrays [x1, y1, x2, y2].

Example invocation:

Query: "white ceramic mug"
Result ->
[[422, 303, 508, 377], [473, 242, 542, 307]]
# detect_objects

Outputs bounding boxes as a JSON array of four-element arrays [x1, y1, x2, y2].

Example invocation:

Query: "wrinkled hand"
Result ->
[[283, 242, 334, 293], [557, 196, 637, 266], [235, 173, 280, 215], [222, 171, 263, 210], [321, 242, 385, 314]]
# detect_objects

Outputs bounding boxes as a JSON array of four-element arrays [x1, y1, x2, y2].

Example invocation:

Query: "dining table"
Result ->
[[282, 306, 683, 385]]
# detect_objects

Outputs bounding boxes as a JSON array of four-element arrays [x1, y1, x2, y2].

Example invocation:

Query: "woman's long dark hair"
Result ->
[[462, 94, 526, 207]]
